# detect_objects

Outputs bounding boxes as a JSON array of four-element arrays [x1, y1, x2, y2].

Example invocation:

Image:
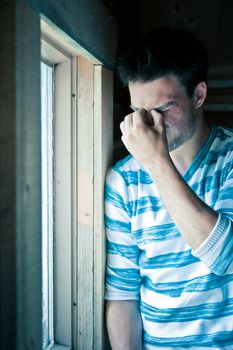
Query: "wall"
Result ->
[[104, 0, 233, 161]]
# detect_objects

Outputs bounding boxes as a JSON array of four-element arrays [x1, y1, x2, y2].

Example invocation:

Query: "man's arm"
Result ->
[[106, 300, 142, 350], [146, 156, 218, 250], [120, 109, 218, 251], [105, 168, 143, 346]]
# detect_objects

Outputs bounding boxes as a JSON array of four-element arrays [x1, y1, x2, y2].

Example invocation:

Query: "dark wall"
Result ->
[[104, 0, 233, 162]]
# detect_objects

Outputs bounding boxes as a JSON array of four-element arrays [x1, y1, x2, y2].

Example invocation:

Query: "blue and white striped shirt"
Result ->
[[105, 126, 233, 349]]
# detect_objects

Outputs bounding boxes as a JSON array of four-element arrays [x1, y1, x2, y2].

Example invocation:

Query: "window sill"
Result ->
[[45, 344, 71, 350]]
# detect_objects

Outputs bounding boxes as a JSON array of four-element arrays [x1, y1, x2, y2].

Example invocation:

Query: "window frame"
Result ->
[[41, 59, 55, 349], [41, 35, 74, 350], [41, 17, 113, 350]]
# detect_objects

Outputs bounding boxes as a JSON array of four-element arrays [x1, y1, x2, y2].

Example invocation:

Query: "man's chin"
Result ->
[[168, 140, 183, 152]]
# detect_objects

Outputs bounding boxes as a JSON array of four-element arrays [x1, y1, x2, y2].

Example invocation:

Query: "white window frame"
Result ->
[[41, 35, 74, 350], [41, 59, 55, 349]]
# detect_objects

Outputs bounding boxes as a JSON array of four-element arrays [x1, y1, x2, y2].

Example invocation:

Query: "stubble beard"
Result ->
[[166, 113, 197, 152]]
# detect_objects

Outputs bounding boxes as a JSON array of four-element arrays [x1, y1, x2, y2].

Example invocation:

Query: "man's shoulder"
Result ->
[[112, 154, 142, 173], [215, 125, 233, 140], [213, 125, 233, 152], [206, 126, 233, 173], [108, 155, 153, 187], [207, 125, 233, 153]]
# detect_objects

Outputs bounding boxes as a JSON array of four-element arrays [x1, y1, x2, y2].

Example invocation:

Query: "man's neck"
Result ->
[[170, 119, 210, 175]]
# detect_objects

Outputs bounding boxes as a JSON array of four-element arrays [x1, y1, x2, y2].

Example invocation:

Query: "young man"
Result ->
[[105, 27, 233, 349]]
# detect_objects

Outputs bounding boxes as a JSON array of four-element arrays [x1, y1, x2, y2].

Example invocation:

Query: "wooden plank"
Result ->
[[0, 1, 42, 349], [93, 66, 113, 350], [29, 0, 117, 70], [54, 61, 72, 346], [0, 2, 17, 348], [77, 56, 94, 350], [71, 56, 78, 350], [15, 3, 42, 349]]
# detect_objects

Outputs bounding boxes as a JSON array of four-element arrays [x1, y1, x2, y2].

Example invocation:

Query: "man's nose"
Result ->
[[145, 110, 155, 127]]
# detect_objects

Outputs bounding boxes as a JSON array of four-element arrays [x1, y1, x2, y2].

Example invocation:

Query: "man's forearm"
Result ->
[[106, 300, 142, 350], [148, 158, 218, 250]]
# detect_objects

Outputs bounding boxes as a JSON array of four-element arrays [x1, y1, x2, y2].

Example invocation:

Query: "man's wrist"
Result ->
[[145, 154, 175, 179]]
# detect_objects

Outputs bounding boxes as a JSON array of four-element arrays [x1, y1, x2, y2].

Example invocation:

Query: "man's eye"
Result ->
[[152, 108, 164, 114], [154, 109, 163, 114], [160, 106, 177, 114]]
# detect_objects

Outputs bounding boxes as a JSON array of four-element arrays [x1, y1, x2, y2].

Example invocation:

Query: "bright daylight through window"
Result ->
[[41, 60, 54, 349]]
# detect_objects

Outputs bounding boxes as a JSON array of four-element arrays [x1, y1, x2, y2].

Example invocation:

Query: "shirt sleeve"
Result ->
[[104, 166, 142, 300], [192, 161, 233, 276]]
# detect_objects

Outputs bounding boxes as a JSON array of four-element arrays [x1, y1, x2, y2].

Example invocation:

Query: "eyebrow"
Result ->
[[130, 101, 177, 112]]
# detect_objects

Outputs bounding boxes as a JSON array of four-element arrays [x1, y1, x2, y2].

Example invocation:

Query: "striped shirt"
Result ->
[[105, 126, 233, 349]]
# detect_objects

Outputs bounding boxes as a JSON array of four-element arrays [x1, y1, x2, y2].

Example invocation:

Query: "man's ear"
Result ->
[[193, 82, 207, 109]]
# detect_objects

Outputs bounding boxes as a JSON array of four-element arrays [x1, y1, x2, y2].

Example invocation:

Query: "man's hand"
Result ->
[[120, 109, 170, 170]]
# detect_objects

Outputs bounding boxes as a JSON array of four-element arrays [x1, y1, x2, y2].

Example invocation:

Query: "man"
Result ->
[[105, 27, 233, 349]]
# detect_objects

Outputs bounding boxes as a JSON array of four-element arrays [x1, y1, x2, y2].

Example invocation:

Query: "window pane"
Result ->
[[41, 61, 54, 349]]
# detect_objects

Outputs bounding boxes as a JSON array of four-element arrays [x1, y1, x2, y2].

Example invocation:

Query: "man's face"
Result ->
[[128, 74, 199, 152]]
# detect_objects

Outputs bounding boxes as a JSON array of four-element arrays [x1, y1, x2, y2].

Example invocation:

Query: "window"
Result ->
[[41, 60, 54, 349], [40, 17, 113, 349]]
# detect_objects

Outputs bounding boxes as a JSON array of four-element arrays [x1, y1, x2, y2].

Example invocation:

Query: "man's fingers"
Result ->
[[150, 110, 165, 130], [120, 110, 147, 135], [121, 109, 165, 137], [124, 114, 133, 130], [120, 114, 133, 137], [132, 109, 147, 126], [120, 120, 126, 134]]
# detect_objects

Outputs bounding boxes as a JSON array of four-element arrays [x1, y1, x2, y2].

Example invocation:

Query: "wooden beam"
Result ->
[[76, 56, 94, 350], [93, 66, 113, 350], [0, 1, 17, 346], [29, 0, 117, 70], [0, 1, 42, 349]]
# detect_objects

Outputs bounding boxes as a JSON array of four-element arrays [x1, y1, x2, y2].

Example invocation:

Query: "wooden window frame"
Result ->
[[41, 37, 73, 350], [41, 17, 113, 350], [1, 1, 115, 348]]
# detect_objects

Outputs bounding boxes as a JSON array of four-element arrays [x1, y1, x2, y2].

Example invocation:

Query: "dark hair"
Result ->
[[117, 27, 209, 98]]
